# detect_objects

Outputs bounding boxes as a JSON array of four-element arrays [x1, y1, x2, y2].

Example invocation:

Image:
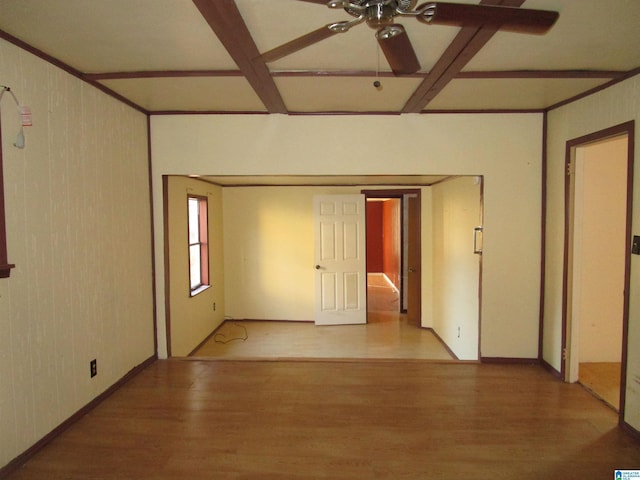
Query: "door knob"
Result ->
[[408, 267, 416, 273], [315, 265, 321, 270]]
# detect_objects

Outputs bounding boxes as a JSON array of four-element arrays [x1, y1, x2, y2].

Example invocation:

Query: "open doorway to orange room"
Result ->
[[563, 121, 634, 417], [363, 189, 421, 327]]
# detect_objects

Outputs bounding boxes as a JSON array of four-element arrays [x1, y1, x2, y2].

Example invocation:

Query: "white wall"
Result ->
[[432, 177, 481, 360], [0, 39, 155, 468], [166, 176, 225, 356], [151, 113, 543, 360], [545, 74, 640, 432]]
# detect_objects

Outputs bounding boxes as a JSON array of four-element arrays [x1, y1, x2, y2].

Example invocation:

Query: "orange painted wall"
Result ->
[[366, 201, 383, 272], [382, 199, 401, 289]]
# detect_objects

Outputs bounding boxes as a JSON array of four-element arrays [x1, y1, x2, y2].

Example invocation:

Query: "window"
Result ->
[[188, 195, 209, 295]]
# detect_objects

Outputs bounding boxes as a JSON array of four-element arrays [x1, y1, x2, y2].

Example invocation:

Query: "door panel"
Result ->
[[321, 273, 337, 311], [314, 195, 367, 325]]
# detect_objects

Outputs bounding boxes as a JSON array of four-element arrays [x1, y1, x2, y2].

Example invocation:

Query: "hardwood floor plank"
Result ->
[[4, 360, 639, 479]]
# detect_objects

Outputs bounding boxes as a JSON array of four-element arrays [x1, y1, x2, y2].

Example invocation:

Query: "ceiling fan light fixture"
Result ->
[[376, 24, 404, 39]]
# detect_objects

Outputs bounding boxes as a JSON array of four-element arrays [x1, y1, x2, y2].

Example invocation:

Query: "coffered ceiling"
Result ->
[[0, 0, 638, 115]]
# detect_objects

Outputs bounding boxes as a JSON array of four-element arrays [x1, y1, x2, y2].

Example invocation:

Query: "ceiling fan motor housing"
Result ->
[[344, 0, 418, 27], [366, 4, 395, 28]]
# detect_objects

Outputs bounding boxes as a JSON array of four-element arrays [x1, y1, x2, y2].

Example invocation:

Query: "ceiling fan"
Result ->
[[260, 1, 559, 75]]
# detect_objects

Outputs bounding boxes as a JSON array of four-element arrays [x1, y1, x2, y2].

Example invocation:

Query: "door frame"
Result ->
[[406, 193, 422, 326], [561, 121, 634, 423], [362, 188, 421, 321]]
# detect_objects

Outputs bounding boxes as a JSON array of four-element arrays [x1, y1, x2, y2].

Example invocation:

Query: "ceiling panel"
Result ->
[[99, 77, 267, 112], [465, 0, 640, 71], [425, 77, 610, 110], [0, 0, 237, 72], [276, 76, 424, 112]]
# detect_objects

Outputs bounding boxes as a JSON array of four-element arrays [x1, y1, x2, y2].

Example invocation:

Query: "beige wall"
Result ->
[[166, 176, 225, 356], [432, 176, 482, 360], [223, 186, 316, 321], [545, 74, 640, 431], [0, 39, 154, 467], [222, 185, 433, 323], [150, 113, 543, 360], [420, 188, 434, 328]]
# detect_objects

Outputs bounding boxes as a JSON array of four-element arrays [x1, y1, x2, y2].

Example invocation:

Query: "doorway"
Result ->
[[364, 189, 421, 326], [563, 122, 634, 416], [365, 197, 401, 314]]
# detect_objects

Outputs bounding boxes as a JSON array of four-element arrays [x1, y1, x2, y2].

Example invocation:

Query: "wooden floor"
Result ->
[[191, 274, 455, 361], [191, 318, 454, 361], [5, 360, 640, 479], [579, 362, 622, 411]]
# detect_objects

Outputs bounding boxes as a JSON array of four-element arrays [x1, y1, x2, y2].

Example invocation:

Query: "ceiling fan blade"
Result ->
[[377, 25, 420, 75], [260, 25, 338, 63], [295, 0, 331, 3], [417, 2, 559, 34]]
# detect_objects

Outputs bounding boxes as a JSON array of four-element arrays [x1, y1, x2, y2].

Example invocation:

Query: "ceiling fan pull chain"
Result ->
[[374, 42, 382, 89]]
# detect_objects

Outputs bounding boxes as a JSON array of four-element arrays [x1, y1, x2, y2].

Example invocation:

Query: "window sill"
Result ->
[[190, 284, 211, 297]]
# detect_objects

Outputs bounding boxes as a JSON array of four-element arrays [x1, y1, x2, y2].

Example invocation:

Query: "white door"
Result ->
[[314, 194, 367, 325]]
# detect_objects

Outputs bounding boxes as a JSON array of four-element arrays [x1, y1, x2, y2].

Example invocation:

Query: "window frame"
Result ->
[[188, 194, 210, 296]]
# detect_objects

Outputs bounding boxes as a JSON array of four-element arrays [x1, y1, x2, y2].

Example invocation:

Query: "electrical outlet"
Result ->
[[90, 359, 97, 378], [632, 235, 640, 255]]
